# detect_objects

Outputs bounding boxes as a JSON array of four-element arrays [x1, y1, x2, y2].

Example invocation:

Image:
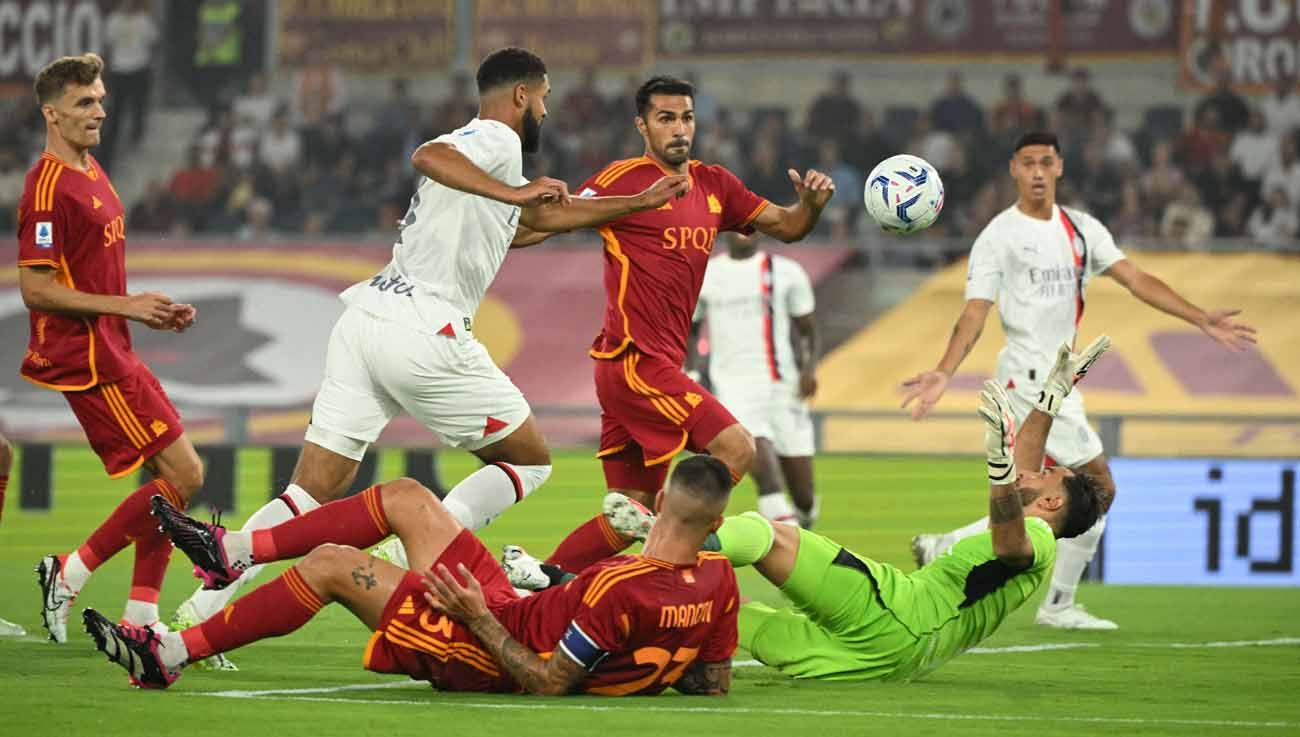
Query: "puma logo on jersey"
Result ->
[[92, 195, 102, 209], [684, 392, 703, 408], [706, 194, 722, 214]]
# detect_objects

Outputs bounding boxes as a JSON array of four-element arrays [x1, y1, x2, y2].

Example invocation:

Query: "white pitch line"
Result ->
[[187, 692, 1296, 729], [190, 636, 1300, 727]]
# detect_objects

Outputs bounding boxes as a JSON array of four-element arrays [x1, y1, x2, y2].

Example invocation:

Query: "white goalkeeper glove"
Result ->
[[978, 379, 1017, 484], [1034, 335, 1112, 417]]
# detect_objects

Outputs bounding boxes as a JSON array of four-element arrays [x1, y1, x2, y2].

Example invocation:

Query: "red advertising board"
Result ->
[[277, 0, 454, 71], [1179, 0, 1300, 90], [476, 0, 654, 69], [657, 0, 1179, 58]]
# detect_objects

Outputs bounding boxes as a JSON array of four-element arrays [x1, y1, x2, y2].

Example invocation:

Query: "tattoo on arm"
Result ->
[[350, 561, 378, 590], [673, 660, 731, 695], [469, 613, 584, 695], [989, 492, 1024, 524]]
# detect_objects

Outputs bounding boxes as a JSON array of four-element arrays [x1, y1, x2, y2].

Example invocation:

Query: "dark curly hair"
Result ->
[[476, 47, 546, 94], [1059, 472, 1104, 539]]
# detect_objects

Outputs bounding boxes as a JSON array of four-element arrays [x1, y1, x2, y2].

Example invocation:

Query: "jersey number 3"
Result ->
[[586, 646, 699, 696]]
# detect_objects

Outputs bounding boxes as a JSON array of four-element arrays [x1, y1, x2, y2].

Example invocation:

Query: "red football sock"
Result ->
[[251, 486, 390, 563], [128, 531, 171, 611], [181, 566, 324, 661], [0, 475, 8, 524], [76, 478, 184, 572], [545, 514, 633, 572]]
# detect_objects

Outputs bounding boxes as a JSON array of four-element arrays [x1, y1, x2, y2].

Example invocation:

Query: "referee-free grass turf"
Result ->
[[0, 447, 1296, 737]]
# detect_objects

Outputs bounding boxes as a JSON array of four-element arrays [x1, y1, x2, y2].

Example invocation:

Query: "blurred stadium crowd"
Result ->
[[2, 62, 1298, 245]]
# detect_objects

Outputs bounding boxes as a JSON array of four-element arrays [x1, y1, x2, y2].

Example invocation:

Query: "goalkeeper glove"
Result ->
[[1034, 334, 1111, 416], [978, 379, 1017, 484]]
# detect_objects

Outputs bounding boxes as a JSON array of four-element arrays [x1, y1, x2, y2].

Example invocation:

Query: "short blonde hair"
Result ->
[[34, 53, 104, 104]]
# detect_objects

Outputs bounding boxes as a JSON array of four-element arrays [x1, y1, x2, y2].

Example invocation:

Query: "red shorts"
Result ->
[[62, 365, 184, 478], [363, 529, 519, 691], [593, 347, 737, 494]]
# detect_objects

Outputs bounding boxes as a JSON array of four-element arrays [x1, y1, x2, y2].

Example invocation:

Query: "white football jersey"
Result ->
[[966, 204, 1125, 376], [341, 118, 525, 332], [696, 251, 815, 389]]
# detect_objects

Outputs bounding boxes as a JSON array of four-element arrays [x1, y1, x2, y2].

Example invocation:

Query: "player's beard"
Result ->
[[660, 137, 691, 166], [521, 108, 543, 153]]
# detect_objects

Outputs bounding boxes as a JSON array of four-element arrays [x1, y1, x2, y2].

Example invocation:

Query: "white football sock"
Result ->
[[122, 600, 159, 627], [62, 551, 93, 593], [757, 493, 799, 524], [938, 516, 989, 554], [158, 631, 190, 670], [443, 463, 551, 531], [184, 484, 322, 621], [1042, 515, 1106, 611]]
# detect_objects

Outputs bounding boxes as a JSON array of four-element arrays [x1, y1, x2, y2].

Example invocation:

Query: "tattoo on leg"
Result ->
[[351, 561, 378, 590]]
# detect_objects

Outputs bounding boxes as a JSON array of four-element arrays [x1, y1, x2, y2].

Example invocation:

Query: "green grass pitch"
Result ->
[[0, 447, 1296, 736]]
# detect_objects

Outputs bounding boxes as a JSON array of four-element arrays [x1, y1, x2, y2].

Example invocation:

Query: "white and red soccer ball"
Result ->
[[863, 154, 945, 235]]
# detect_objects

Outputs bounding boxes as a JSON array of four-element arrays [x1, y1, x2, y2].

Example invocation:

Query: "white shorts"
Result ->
[[998, 369, 1104, 468], [714, 381, 816, 458], [306, 306, 530, 459]]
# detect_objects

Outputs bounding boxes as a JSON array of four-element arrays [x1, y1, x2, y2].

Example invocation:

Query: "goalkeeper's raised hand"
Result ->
[[978, 380, 1017, 485], [1034, 335, 1111, 416]]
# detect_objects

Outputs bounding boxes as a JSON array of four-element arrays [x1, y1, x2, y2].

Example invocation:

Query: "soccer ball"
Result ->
[[863, 154, 945, 234]]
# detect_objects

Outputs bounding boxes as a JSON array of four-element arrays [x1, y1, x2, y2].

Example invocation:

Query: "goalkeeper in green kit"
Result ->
[[708, 336, 1110, 681], [503, 336, 1110, 681]]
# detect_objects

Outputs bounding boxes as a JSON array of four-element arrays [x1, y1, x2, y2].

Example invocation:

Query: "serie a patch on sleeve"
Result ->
[[35, 221, 53, 247]]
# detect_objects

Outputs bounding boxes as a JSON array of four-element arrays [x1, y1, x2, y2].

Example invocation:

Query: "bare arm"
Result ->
[[422, 563, 585, 696], [410, 142, 567, 208], [792, 312, 819, 399], [750, 169, 836, 243], [19, 266, 189, 331], [671, 660, 731, 696], [1106, 260, 1256, 351], [517, 174, 688, 233], [510, 224, 554, 249], [900, 299, 993, 419], [980, 383, 1047, 568]]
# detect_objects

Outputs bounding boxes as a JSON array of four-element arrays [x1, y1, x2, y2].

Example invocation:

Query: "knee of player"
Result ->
[[729, 429, 757, 475], [299, 543, 362, 585], [380, 477, 440, 514], [169, 458, 205, 498]]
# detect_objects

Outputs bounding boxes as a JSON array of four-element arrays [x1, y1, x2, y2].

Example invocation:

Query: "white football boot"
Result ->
[[1035, 603, 1119, 631]]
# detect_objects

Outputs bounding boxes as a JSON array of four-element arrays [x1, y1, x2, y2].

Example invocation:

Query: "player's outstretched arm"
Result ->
[[672, 660, 731, 696], [900, 298, 993, 420], [979, 381, 1035, 568], [19, 265, 186, 331], [411, 142, 569, 208], [518, 174, 690, 233], [422, 563, 586, 696], [750, 168, 835, 243], [1105, 260, 1257, 351]]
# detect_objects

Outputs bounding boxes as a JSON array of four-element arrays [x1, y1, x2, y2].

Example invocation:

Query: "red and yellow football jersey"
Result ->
[[496, 552, 739, 695], [16, 153, 139, 390], [581, 157, 768, 366]]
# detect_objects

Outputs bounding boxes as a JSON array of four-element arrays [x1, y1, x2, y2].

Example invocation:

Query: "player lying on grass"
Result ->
[[84, 456, 739, 696], [509, 337, 1108, 681]]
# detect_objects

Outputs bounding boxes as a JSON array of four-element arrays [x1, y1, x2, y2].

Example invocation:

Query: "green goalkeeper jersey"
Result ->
[[869, 516, 1057, 679]]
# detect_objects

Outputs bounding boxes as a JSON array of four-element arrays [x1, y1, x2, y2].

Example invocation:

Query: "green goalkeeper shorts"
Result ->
[[740, 528, 918, 681]]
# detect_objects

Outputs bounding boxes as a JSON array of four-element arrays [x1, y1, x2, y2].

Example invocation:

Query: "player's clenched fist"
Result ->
[[787, 168, 835, 209]]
